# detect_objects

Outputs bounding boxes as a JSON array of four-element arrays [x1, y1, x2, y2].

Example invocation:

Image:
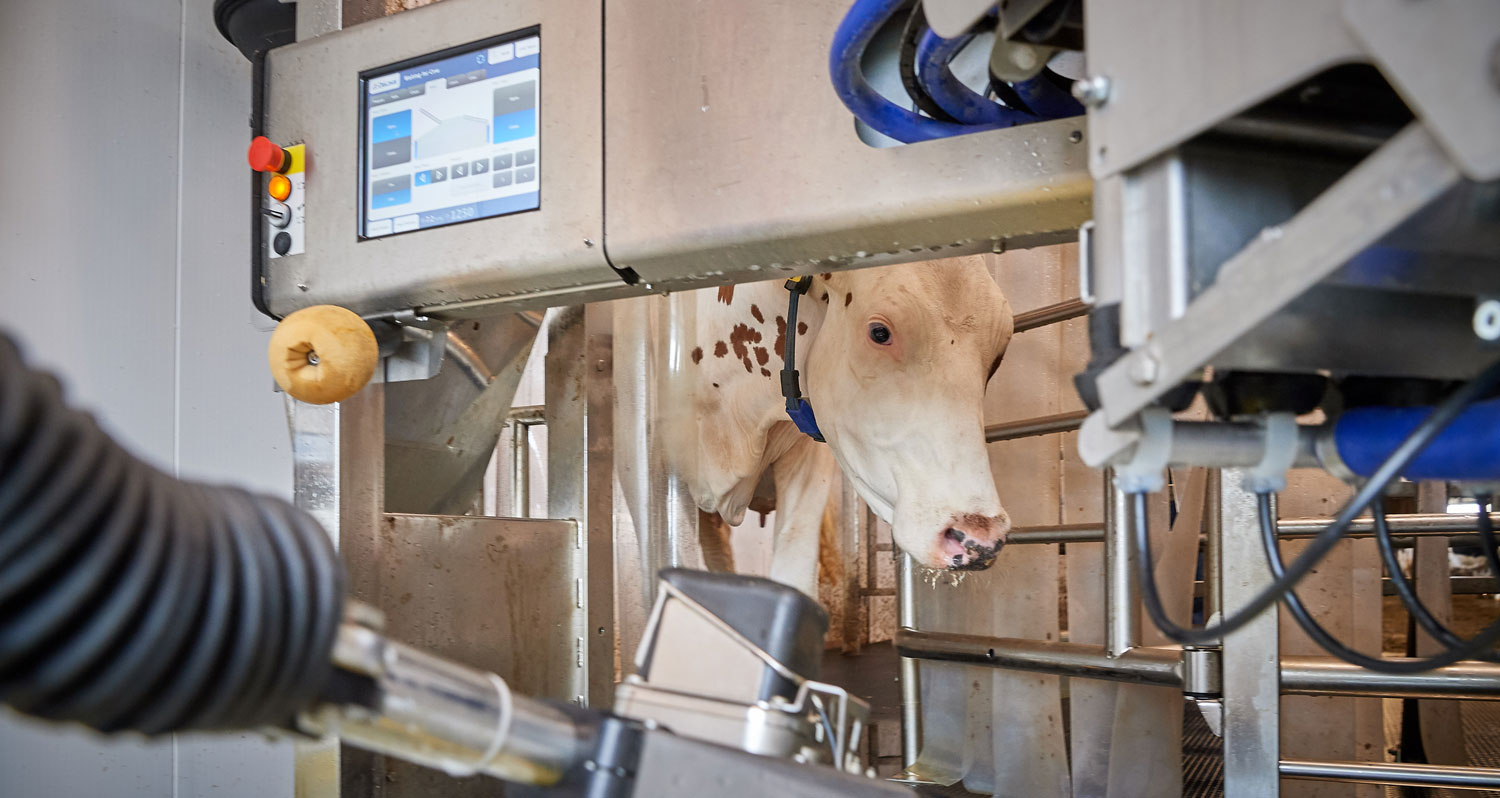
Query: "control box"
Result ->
[[261, 0, 614, 318]]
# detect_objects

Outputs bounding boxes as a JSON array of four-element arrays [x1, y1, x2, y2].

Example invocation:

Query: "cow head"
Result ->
[[806, 262, 1014, 572]]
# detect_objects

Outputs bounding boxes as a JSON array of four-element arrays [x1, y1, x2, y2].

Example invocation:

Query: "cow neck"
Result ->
[[780, 276, 825, 442]]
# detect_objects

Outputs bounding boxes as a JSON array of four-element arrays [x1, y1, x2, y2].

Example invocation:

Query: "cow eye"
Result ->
[[868, 322, 892, 345]]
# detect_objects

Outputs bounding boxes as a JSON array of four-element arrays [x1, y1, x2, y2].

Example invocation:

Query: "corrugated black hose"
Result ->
[[0, 333, 345, 734]]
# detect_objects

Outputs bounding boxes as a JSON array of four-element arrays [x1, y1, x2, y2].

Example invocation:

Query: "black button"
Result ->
[[516, 149, 536, 166], [273, 232, 292, 255], [493, 153, 513, 170]]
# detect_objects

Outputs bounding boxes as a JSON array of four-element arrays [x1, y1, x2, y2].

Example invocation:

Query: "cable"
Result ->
[[830, 0, 1013, 143], [897, 1, 960, 122], [1260, 493, 1500, 673], [1133, 356, 1500, 647], [1373, 497, 1498, 661], [0, 334, 345, 734]]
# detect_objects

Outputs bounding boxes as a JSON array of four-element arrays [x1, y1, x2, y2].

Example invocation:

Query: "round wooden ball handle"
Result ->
[[267, 305, 379, 405]]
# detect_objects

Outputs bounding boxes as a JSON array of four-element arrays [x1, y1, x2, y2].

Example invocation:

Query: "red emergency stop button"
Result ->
[[247, 136, 287, 173]]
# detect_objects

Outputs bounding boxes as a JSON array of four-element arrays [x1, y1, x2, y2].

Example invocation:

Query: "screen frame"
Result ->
[[355, 26, 542, 242]]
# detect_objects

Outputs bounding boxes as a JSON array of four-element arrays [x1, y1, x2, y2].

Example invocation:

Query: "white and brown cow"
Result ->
[[677, 260, 1015, 597]]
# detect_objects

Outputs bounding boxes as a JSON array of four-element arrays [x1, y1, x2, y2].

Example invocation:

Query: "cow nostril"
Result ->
[[944, 528, 965, 544]]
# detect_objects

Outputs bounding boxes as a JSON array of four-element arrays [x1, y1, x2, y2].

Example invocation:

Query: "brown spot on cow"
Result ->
[[729, 323, 763, 373], [717, 285, 735, 305], [821, 272, 832, 280], [760, 367, 772, 377], [711, 382, 720, 388], [750, 304, 764, 323], [797, 321, 808, 336], [714, 341, 728, 358], [754, 347, 769, 366], [774, 316, 787, 359], [844, 292, 853, 307], [691, 346, 703, 364], [820, 292, 829, 303]]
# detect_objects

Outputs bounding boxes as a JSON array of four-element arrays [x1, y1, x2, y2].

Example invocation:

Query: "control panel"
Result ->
[[249, 137, 306, 258], [361, 32, 540, 239]]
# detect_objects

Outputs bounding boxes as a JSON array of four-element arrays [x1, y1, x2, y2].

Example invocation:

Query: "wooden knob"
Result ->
[[268, 305, 378, 405]]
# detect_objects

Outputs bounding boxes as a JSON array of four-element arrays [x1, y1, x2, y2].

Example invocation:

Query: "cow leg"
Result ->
[[768, 436, 837, 597], [698, 509, 737, 573]]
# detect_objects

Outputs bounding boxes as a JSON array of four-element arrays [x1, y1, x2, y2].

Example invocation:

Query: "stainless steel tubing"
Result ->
[[1277, 513, 1500, 539], [1280, 760, 1500, 790], [1281, 656, 1500, 701], [1013, 297, 1090, 332], [984, 410, 1089, 443], [1006, 522, 1104, 544], [304, 625, 587, 786], [895, 630, 1182, 686], [1002, 513, 1500, 547], [897, 554, 922, 766], [1104, 470, 1139, 657]]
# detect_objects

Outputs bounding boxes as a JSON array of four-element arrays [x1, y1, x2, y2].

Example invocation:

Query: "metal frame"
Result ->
[[896, 296, 1500, 795]]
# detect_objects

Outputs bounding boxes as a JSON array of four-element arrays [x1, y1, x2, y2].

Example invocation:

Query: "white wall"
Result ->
[[0, 2, 295, 796]]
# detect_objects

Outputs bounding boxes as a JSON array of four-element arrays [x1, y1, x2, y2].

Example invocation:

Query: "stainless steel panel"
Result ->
[[350, 513, 582, 797], [1083, 0, 1362, 178], [603, 0, 1090, 287], [1344, 0, 1500, 181], [265, 0, 615, 317]]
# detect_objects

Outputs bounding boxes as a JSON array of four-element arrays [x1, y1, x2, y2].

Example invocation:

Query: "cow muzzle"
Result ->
[[937, 514, 1009, 571]]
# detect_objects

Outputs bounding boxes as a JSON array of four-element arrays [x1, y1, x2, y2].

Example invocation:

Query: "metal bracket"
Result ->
[[1095, 123, 1462, 425], [368, 310, 448, 384]]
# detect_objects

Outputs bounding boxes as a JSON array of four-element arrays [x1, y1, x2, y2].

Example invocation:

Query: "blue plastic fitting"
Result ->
[[1334, 397, 1500, 482]]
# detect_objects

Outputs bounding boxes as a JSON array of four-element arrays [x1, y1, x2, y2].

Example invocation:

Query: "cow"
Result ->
[[678, 260, 1015, 598]]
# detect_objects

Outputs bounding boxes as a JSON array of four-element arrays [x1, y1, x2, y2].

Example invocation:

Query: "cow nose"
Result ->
[[936, 525, 1008, 573]]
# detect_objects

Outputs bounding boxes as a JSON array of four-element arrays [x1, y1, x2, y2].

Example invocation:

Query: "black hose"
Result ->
[[0, 334, 345, 734], [1133, 356, 1500, 647], [898, 1, 961, 123], [1260, 493, 1500, 673]]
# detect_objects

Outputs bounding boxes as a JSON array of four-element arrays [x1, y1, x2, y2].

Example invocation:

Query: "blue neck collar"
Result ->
[[779, 277, 825, 443]]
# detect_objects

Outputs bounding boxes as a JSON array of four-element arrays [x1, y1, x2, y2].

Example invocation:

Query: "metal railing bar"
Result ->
[[1280, 760, 1500, 789], [1013, 298, 1090, 333], [985, 410, 1089, 443]]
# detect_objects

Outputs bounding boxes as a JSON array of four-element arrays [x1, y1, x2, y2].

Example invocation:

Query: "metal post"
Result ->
[[1203, 469, 1223, 624], [511, 422, 530, 518], [838, 480, 868, 654], [1219, 469, 1280, 798], [897, 552, 923, 767], [1104, 468, 1139, 657], [288, 387, 385, 798], [546, 305, 615, 708], [614, 295, 702, 659]]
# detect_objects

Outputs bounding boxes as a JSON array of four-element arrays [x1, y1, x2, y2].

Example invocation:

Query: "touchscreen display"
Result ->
[[360, 31, 539, 238]]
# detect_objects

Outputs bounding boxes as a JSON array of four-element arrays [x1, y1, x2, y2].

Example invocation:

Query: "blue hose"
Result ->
[[1011, 74, 1084, 119], [1334, 397, 1500, 481], [914, 29, 1035, 127], [830, 0, 1012, 143]]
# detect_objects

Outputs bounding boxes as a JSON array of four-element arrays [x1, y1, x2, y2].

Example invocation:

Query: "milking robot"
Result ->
[[3, 0, 1498, 795]]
